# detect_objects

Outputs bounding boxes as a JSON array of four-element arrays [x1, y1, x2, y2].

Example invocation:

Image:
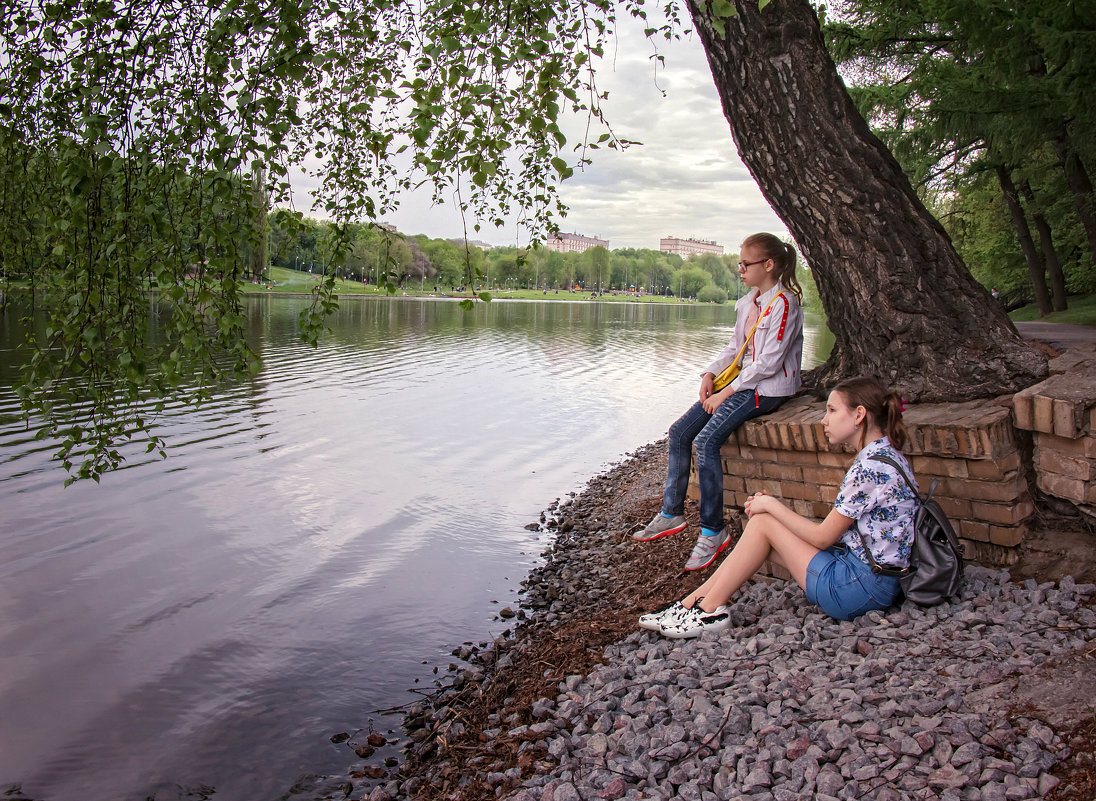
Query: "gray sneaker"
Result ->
[[659, 603, 731, 639], [633, 513, 687, 542], [684, 529, 732, 570]]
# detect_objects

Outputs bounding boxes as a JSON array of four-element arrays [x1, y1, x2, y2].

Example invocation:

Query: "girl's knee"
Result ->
[[694, 430, 724, 461]]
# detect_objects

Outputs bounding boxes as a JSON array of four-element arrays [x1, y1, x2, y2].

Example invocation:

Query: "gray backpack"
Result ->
[[857, 454, 965, 606]]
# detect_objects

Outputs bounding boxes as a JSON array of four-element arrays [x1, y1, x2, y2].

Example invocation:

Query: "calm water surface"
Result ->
[[0, 296, 832, 800]]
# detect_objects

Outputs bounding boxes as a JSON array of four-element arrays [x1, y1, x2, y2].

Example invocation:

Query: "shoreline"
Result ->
[[313, 440, 1096, 801]]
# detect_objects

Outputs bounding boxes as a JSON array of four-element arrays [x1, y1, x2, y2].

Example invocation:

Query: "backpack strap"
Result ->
[[871, 453, 939, 503], [852, 454, 918, 577]]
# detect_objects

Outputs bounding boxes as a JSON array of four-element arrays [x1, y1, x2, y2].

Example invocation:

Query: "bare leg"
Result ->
[[683, 513, 822, 613]]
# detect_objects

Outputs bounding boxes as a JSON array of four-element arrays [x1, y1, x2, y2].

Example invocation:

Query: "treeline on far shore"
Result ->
[[267, 211, 821, 307]]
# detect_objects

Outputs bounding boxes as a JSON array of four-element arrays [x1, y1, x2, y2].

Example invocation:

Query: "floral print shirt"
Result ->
[[833, 437, 918, 568]]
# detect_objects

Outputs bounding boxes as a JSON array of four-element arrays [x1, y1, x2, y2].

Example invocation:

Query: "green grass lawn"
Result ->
[[1009, 293, 1096, 327]]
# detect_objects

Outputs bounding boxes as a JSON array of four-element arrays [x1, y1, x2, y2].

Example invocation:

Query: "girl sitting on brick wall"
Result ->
[[633, 233, 805, 571], [640, 376, 917, 638]]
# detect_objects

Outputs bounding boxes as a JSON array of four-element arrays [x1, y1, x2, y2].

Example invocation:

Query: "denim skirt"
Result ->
[[806, 544, 902, 621]]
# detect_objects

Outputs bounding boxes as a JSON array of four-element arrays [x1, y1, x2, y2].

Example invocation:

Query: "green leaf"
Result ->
[[711, 0, 737, 18]]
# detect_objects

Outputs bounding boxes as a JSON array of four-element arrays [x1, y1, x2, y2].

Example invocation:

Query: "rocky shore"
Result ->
[[312, 441, 1096, 801]]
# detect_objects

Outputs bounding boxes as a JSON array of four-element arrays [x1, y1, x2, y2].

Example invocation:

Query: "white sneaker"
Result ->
[[638, 599, 698, 631], [658, 604, 731, 639]]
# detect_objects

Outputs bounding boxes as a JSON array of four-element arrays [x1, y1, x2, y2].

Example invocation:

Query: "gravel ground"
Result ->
[[308, 442, 1096, 801], [505, 569, 1096, 801]]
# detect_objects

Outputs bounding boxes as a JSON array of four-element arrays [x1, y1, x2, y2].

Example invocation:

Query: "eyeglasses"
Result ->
[[739, 258, 769, 269]]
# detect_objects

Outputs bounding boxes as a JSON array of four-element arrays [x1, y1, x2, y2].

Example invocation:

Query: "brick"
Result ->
[[944, 475, 1026, 503], [1034, 449, 1093, 481], [971, 499, 1034, 526], [811, 502, 832, 518], [686, 483, 701, 502], [978, 429, 997, 458], [1087, 484, 1096, 504], [788, 424, 807, 451], [965, 451, 1022, 480], [818, 451, 853, 467], [723, 475, 746, 493], [761, 462, 804, 482], [989, 525, 1024, 547], [1034, 433, 1096, 458], [802, 465, 848, 485], [755, 448, 820, 466], [729, 460, 763, 479], [780, 425, 797, 451], [1038, 472, 1085, 503], [820, 485, 840, 505], [936, 496, 972, 519], [799, 424, 821, 452], [721, 441, 742, 457], [1033, 394, 1055, 435], [743, 447, 778, 463], [960, 519, 991, 542], [723, 490, 746, 508], [790, 499, 813, 516], [780, 482, 822, 502], [754, 479, 784, 496], [1054, 398, 1080, 438], [951, 427, 970, 457], [1012, 390, 1035, 431], [911, 456, 969, 479]]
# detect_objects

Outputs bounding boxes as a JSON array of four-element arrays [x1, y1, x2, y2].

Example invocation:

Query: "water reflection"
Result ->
[[0, 296, 831, 800]]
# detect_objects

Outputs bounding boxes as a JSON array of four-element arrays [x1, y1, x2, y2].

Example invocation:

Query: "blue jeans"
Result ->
[[662, 391, 789, 532]]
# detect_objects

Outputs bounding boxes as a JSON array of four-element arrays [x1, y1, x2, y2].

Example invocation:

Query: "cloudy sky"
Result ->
[[292, 19, 787, 253]]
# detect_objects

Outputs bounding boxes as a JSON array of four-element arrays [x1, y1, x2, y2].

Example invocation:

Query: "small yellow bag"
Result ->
[[711, 292, 785, 392]]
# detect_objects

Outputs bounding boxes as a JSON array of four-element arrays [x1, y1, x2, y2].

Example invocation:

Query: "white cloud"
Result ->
[[289, 18, 787, 253]]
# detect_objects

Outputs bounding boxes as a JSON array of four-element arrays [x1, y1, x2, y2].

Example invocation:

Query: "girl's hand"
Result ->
[[699, 373, 714, 402], [744, 491, 773, 517], [702, 386, 730, 414]]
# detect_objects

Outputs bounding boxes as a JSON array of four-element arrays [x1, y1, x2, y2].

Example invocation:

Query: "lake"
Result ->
[[0, 295, 832, 800]]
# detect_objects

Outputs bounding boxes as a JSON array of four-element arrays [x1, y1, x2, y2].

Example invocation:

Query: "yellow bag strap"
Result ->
[[724, 290, 786, 374]]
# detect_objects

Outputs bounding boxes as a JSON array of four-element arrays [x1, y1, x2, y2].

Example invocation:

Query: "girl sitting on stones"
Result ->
[[640, 376, 917, 638], [634, 233, 804, 571]]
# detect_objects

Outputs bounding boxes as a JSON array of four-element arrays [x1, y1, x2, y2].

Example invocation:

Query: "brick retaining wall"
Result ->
[[702, 395, 1032, 575], [687, 345, 1096, 576], [1012, 343, 1096, 519]]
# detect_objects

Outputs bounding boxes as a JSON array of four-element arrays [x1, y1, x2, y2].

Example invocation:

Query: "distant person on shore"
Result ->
[[640, 377, 917, 638], [634, 232, 804, 570]]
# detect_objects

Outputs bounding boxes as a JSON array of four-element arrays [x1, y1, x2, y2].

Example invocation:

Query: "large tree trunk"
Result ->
[[685, 0, 1046, 401], [1019, 179, 1068, 313], [997, 166, 1052, 316]]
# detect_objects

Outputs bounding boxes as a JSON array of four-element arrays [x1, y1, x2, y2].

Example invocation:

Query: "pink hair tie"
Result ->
[[899, 397, 907, 413]]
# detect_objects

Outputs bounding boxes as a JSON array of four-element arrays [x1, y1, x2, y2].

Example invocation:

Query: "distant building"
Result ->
[[542, 231, 609, 253], [660, 236, 724, 258], [451, 238, 494, 250]]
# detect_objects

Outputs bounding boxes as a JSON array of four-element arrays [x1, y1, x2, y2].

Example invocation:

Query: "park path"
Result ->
[[1015, 320, 1096, 350]]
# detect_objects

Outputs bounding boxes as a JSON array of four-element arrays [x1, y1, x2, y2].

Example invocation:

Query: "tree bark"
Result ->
[[997, 166, 1052, 315], [684, 0, 1046, 401], [1019, 179, 1068, 312]]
